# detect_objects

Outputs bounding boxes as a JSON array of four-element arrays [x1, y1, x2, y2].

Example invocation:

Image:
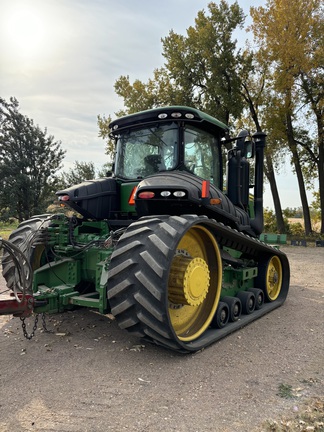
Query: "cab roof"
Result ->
[[109, 106, 229, 134]]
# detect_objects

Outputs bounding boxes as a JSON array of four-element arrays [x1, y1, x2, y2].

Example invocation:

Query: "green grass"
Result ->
[[0, 222, 18, 240], [277, 383, 294, 399]]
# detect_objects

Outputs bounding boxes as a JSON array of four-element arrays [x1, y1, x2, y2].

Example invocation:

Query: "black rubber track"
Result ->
[[2, 214, 51, 292], [107, 215, 290, 353]]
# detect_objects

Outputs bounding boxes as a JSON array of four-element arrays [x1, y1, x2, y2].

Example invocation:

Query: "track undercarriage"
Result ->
[[108, 214, 289, 352], [1, 213, 289, 353]]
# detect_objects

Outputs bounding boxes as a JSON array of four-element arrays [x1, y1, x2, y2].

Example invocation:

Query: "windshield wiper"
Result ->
[[149, 128, 168, 147]]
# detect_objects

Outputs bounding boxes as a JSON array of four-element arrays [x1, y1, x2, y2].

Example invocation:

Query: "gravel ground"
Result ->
[[0, 245, 323, 432]]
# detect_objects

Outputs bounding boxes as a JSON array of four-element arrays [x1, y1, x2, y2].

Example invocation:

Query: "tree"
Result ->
[[238, 52, 287, 233], [57, 161, 112, 190], [162, 0, 246, 124], [97, 113, 115, 158], [110, 1, 246, 125], [250, 0, 323, 233], [99, 1, 249, 154], [100, 0, 321, 235], [58, 161, 96, 189], [99, 2, 289, 228], [0, 97, 65, 222]]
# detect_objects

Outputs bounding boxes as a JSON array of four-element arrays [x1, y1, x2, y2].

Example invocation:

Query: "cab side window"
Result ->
[[184, 126, 220, 187]]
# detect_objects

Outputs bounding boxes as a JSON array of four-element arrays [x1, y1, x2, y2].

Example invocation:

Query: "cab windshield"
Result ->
[[114, 122, 178, 179]]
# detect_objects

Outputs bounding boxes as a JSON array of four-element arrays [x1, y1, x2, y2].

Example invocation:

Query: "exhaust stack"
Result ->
[[250, 132, 266, 235]]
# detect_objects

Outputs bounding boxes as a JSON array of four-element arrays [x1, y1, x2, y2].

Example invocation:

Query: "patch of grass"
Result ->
[[277, 383, 294, 399], [262, 397, 324, 431], [0, 222, 18, 240]]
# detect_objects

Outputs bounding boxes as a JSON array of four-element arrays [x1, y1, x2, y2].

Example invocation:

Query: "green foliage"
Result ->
[[97, 113, 115, 159], [264, 208, 290, 233], [98, 0, 324, 234], [264, 208, 279, 233], [57, 161, 111, 190], [289, 222, 305, 237], [98, 0, 253, 184], [161, 0, 246, 123], [282, 207, 303, 218], [250, 0, 324, 233], [264, 205, 322, 236], [57, 161, 96, 189], [0, 220, 18, 240], [277, 383, 294, 399], [0, 97, 65, 222], [311, 191, 321, 213]]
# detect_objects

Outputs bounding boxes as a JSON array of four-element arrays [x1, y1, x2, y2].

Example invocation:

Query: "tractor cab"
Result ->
[[57, 106, 265, 237], [110, 106, 264, 237], [110, 106, 227, 190]]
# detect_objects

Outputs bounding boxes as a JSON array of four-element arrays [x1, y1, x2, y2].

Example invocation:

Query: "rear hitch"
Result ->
[[0, 293, 35, 317]]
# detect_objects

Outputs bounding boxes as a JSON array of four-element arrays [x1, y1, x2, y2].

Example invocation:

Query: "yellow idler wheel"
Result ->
[[264, 255, 283, 301], [168, 225, 222, 342]]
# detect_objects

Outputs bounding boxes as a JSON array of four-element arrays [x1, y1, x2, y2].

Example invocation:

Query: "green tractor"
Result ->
[[1, 106, 289, 352]]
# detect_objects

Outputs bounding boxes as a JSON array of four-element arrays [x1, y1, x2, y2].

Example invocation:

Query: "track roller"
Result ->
[[236, 291, 255, 314], [222, 296, 242, 322], [247, 288, 264, 310], [211, 301, 229, 329]]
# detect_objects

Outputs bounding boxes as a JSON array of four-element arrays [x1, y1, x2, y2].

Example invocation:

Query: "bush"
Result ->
[[263, 208, 290, 233], [289, 222, 305, 237]]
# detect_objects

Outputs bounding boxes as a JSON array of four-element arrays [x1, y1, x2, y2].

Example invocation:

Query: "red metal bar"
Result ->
[[0, 294, 34, 317]]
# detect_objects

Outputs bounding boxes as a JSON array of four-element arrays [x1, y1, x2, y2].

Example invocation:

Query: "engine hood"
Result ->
[[135, 171, 257, 237]]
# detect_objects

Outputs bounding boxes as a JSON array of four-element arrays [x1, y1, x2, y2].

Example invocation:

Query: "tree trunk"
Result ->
[[318, 148, 324, 235], [300, 75, 324, 234], [315, 111, 324, 234], [286, 113, 312, 235], [264, 152, 286, 233]]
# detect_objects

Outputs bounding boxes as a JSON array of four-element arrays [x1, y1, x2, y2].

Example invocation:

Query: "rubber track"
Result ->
[[107, 215, 290, 353]]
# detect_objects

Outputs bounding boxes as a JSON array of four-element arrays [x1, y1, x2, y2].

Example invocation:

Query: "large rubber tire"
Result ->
[[2, 214, 52, 292], [107, 215, 223, 351]]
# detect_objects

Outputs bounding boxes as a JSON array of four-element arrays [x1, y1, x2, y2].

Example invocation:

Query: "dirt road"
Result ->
[[0, 246, 323, 432]]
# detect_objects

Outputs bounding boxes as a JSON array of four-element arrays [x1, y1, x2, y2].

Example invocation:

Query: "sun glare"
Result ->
[[3, 6, 48, 60], [0, 2, 69, 66]]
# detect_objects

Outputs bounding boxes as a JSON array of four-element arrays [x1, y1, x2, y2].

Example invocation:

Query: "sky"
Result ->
[[0, 0, 316, 210]]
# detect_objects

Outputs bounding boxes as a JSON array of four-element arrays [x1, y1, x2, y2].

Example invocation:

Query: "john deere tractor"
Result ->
[[1, 106, 289, 352]]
